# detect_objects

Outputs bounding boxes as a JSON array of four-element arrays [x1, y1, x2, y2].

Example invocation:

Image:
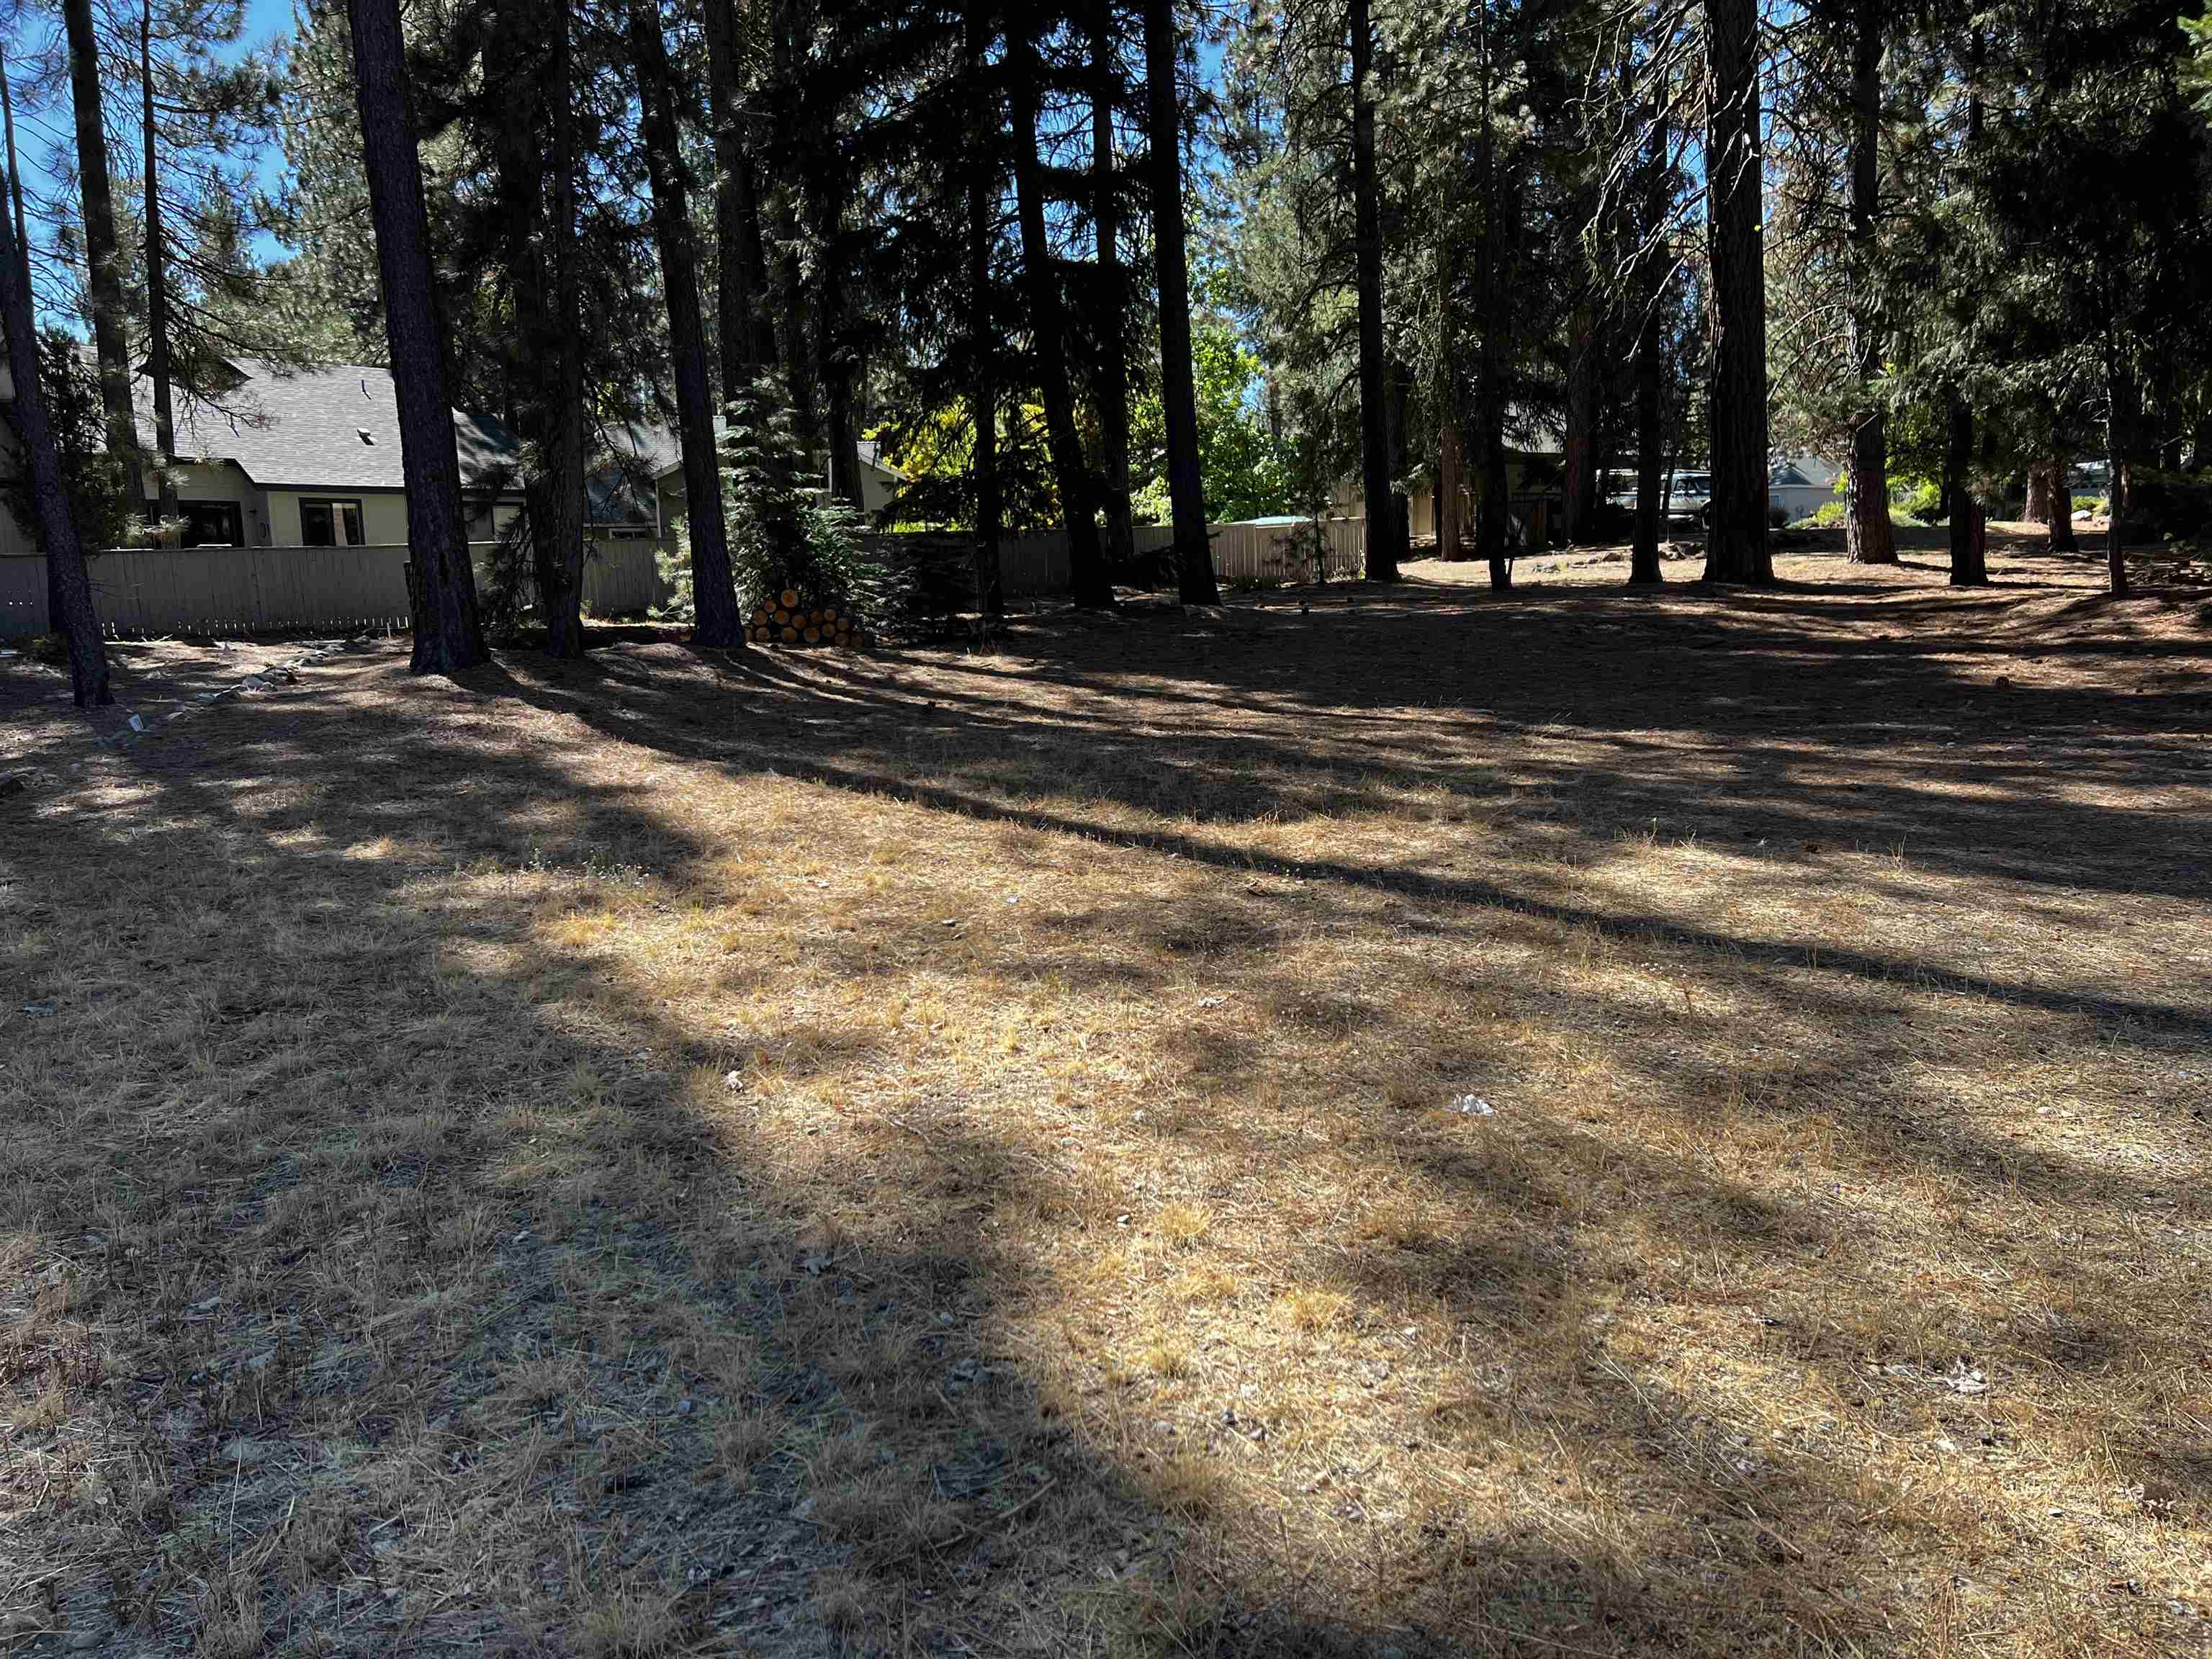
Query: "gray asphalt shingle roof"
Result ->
[[150, 361, 521, 490]]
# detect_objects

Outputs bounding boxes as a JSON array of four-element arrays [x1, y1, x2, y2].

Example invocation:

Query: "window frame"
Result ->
[[176, 500, 245, 548], [299, 497, 367, 549]]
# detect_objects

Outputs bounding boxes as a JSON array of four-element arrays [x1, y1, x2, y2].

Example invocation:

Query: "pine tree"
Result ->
[[120, 0, 299, 532], [628, 0, 746, 646], [1348, 0, 1398, 581], [59, 0, 136, 472], [0, 182, 109, 705], [346, 0, 485, 673], [1011, 12, 1112, 607], [1701, 0, 1773, 585], [1142, 0, 1216, 603]]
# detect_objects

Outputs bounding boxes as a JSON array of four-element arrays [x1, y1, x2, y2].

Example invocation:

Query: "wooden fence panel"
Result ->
[[581, 538, 673, 615], [0, 554, 48, 639], [999, 531, 1073, 598], [985, 518, 1365, 596], [1, 519, 1363, 641]]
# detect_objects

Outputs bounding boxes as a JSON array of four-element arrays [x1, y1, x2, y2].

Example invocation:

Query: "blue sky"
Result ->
[[6, 0, 295, 313]]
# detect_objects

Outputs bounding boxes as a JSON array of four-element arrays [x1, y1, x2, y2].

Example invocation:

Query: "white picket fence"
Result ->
[[0, 538, 672, 640], [0, 517, 1367, 639]]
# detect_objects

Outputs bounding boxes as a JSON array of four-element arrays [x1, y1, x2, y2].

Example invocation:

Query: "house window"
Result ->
[[300, 498, 367, 547], [179, 501, 244, 548]]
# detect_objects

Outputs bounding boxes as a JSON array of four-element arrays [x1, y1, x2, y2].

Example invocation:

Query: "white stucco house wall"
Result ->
[[0, 359, 526, 554]]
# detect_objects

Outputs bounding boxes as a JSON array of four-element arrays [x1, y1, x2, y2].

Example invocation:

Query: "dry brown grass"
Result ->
[[3, 528, 2208, 1656]]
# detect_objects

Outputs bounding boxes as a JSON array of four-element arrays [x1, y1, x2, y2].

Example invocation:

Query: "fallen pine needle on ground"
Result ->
[[2, 527, 2208, 1657]]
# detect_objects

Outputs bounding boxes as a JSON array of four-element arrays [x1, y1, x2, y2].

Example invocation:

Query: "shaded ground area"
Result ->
[[3, 531, 2208, 1656]]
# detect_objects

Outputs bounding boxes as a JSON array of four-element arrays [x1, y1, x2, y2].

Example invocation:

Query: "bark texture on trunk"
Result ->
[[702, 0, 773, 402], [1012, 24, 1110, 608], [1561, 302, 1598, 542], [1089, 1, 1136, 576], [1843, 0, 1896, 565], [964, 1, 1003, 616], [61, 0, 135, 482], [1349, 0, 1398, 583], [1143, 0, 1216, 605], [0, 163, 109, 704], [2049, 439, 2077, 552], [140, 5, 178, 530], [1701, 0, 1772, 585], [2105, 341, 2132, 597], [768, 0, 819, 455], [1631, 289, 1663, 585], [0, 42, 27, 295], [1629, 99, 1667, 588], [817, 226, 861, 509], [628, 0, 744, 647], [1944, 392, 1986, 586], [1481, 427, 1511, 591], [1, 36, 58, 619], [348, 0, 484, 675], [1437, 412, 1464, 562], [541, 0, 588, 658], [2023, 464, 2051, 524]]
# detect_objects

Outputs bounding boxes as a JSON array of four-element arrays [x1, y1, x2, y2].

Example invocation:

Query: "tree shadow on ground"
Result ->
[[2, 569, 2203, 1655]]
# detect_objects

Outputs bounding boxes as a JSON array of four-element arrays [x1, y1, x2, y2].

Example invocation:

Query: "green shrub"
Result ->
[[475, 515, 536, 644], [1807, 500, 1848, 527], [1897, 479, 1943, 523], [657, 378, 916, 634], [2126, 470, 2212, 537]]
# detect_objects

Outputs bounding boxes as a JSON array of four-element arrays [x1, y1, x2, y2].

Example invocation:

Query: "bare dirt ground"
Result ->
[[3, 526, 2209, 1657]]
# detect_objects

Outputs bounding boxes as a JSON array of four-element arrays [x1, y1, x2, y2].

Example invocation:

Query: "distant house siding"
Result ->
[[153, 460, 264, 545], [265, 487, 411, 547], [0, 426, 32, 556]]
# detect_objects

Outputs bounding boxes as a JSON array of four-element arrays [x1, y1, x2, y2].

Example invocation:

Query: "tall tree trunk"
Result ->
[[2023, 463, 2051, 524], [1142, 0, 1216, 604], [768, 0, 819, 456], [60, 0, 135, 495], [346, 0, 484, 673], [1630, 99, 1668, 587], [1431, 180, 1465, 565], [1437, 409, 1464, 562], [964, 1, 1002, 617], [1701, 0, 1772, 585], [815, 199, 861, 509], [629, 0, 744, 647], [1843, 0, 1896, 565], [541, 0, 588, 658], [1012, 23, 1110, 608], [1089, 0, 1136, 577], [1470, 24, 1509, 590], [1, 34, 58, 618], [1562, 300, 1598, 541], [1631, 285, 1664, 585], [2049, 437, 2077, 552], [0, 42, 27, 301], [702, 0, 773, 402], [1349, 0, 1398, 582], [140, 3, 178, 531], [1944, 390, 1986, 586], [2104, 331, 2131, 597], [0, 162, 109, 703], [1477, 408, 1509, 591]]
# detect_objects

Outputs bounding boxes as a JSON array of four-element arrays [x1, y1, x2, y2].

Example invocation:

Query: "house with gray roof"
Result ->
[[587, 422, 909, 540], [0, 359, 527, 555]]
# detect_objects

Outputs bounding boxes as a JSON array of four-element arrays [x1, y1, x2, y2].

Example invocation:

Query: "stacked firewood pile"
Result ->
[[748, 590, 873, 649]]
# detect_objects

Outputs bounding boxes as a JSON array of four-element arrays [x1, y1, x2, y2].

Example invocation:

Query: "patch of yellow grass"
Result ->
[[2, 539, 2206, 1655]]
